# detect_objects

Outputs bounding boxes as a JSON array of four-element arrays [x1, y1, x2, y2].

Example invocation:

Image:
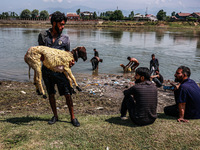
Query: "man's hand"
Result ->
[[69, 60, 75, 68], [40, 55, 44, 61], [170, 82, 180, 91], [177, 118, 189, 123]]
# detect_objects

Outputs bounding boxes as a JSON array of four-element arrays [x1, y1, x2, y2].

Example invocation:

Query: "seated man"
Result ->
[[125, 56, 139, 72], [164, 66, 200, 122], [90, 57, 103, 70], [150, 54, 159, 75], [151, 69, 163, 87], [120, 67, 158, 126]]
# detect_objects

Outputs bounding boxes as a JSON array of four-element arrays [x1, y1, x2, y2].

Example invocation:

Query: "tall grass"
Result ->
[[0, 114, 200, 149]]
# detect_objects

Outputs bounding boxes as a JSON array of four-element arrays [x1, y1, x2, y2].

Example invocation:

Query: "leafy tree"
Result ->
[[156, 9, 166, 21], [93, 11, 97, 19], [76, 9, 80, 15], [110, 10, 124, 21], [105, 11, 113, 17], [99, 11, 113, 20], [1, 12, 9, 18], [39, 10, 49, 19], [129, 11, 134, 20], [20, 9, 31, 19], [171, 11, 176, 16], [31, 9, 39, 19], [10, 12, 18, 17]]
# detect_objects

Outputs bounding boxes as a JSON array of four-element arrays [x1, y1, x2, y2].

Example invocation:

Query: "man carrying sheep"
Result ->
[[38, 11, 80, 127]]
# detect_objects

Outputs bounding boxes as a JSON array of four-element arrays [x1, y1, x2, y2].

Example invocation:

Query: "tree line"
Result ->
[[0, 8, 178, 21], [0, 9, 49, 20]]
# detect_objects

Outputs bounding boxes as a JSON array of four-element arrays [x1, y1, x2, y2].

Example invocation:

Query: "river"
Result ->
[[0, 26, 200, 82]]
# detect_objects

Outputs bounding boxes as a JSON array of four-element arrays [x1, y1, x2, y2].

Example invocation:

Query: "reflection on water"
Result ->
[[107, 30, 123, 42], [0, 27, 200, 82], [155, 29, 165, 43]]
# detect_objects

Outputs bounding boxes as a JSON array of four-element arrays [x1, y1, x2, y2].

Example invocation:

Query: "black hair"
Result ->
[[50, 11, 67, 25], [178, 66, 191, 77], [136, 67, 151, 80], [127, 56, 131, 60], [151, 54, 155, 57]]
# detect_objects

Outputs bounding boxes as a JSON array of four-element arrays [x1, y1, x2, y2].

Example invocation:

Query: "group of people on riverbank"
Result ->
[[119, 53, 200, 125], [35, 11, 200, 127]]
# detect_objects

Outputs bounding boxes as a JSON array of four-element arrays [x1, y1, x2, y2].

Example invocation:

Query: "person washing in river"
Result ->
[[90, 48, 103, 70], [125, 56, 139, 72]]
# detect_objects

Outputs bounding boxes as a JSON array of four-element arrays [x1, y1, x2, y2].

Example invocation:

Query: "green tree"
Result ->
[[76, 9, 80, 15], [1, 12, 9, 19], [129, 11, 134, 20], [110, 10, 124, 21], [39, 10, 49, 20], [93, 11, 97, 19], [99, 11, 113, 20], [31, 9, 39, 19], [171, 11, 176, 16], [105, 11, 113, 17], [10, 12, 18, 17], [156, 9, 166, 21], [20, 9, 31, 19]]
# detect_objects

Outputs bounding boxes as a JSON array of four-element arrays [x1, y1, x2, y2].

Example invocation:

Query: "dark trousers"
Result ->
[[164, 90, 179, 118], [153, 78, 162, 87], [164, 104, 179, 118], [120, 95, 156, 126], [91, 59, 99, 70]]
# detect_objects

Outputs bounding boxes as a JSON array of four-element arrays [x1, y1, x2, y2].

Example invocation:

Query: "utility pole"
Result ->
[[145, 7, 148, 16]]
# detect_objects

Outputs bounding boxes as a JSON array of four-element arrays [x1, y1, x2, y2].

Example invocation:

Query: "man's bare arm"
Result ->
[[177, 103, 189, 122]]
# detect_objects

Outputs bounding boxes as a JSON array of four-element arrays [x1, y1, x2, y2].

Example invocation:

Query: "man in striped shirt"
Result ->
[[120, 67, 158, 126]]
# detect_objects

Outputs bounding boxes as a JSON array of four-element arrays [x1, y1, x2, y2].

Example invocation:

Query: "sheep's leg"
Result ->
[[33, 70, 40, 95], [64, 68, 78, 86], [64, 68, 82, 91], [32, 63, 47, 99], [64, 72, 76, 94], [63, 72, 73, 87]]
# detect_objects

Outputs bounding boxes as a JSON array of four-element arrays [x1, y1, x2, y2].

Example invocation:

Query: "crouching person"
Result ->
[[120, 67, 158, 126]]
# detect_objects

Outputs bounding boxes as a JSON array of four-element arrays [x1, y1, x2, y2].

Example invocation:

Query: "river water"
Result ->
[[0, 27, 200, 82]]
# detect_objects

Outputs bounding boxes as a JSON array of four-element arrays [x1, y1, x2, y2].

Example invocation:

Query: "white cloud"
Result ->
[[178, 0, 184, 7], [43, 0, 63, 2]]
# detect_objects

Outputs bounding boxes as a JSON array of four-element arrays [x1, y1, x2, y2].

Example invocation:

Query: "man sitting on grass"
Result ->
[[120, 67, 158, 126], [164, 66, 200, 122]]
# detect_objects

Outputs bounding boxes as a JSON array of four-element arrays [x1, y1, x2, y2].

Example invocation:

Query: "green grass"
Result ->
[[0, 114, 200, 149]]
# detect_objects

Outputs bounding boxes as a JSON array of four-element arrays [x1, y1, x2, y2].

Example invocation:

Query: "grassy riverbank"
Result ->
[[1, 19, 200, 29], [1, 74, 200, 149], [1, 114, 200, 149]]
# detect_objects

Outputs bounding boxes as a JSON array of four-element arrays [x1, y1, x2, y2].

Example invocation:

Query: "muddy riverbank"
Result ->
[[0, 73, 180, 117]]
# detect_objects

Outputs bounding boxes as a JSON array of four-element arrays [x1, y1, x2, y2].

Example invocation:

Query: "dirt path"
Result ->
[[0, 73, 176, 116]]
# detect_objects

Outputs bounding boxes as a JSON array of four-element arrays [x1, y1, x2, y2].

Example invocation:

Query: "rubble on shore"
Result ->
[[0, 73, 180, 116]]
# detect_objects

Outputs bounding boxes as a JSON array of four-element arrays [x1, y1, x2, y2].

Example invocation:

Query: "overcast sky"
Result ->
[[1, 0, 200, 16]]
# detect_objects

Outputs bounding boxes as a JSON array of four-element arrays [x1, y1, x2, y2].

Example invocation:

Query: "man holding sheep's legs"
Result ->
[[38, 11, 80, 127]]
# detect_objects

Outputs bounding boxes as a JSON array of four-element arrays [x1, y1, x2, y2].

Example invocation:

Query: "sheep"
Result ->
[[24, 46, 87, 98], [120, 64, 132, 72]]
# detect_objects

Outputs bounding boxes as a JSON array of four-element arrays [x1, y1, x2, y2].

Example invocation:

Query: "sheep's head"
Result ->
[[72, 46, 87, 62]]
